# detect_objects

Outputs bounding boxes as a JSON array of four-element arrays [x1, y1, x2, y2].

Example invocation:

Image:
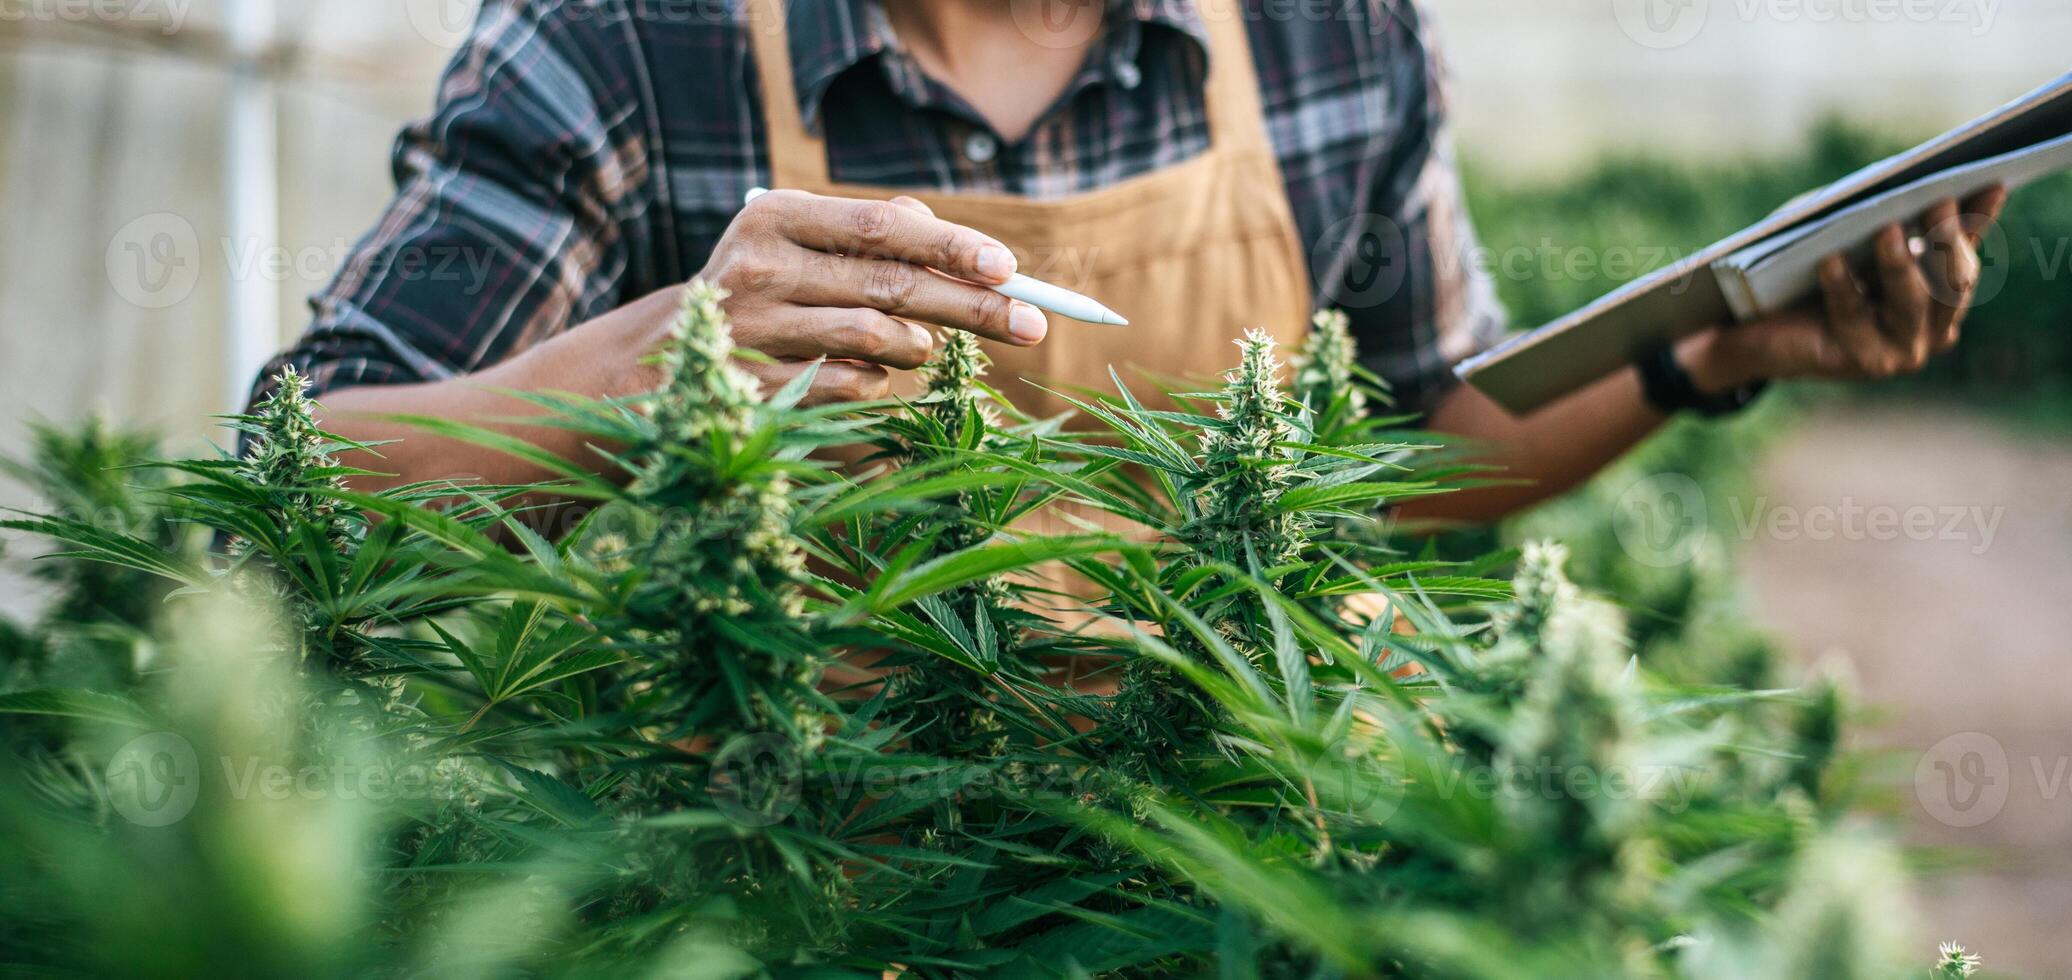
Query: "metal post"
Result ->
[[224, 0, 280, 410]]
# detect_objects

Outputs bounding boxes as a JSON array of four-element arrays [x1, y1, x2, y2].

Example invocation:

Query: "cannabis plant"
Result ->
[[0, 285, 1987, 978]]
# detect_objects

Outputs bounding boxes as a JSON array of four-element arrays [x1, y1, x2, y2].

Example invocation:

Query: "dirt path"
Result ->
[[1739, 406, 2072, 979]]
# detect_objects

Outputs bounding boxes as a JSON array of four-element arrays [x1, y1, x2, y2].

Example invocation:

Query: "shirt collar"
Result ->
[[779, 0, 1212, 129]]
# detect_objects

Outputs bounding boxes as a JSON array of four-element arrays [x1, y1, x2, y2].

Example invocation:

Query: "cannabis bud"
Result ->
[[918, 327, 994, 449], [647, 281, 763, 458], [1294, 309, 1365, 420], [1190, 328, 1307, 567], [1935, 942, 1982, 979], [642, 280, 806, 618], [242, 365, 348, 547]]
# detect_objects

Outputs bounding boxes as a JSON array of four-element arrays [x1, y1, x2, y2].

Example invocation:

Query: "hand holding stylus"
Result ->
[[686, 187, 1049, 405], [743, 187, 1126, 325]]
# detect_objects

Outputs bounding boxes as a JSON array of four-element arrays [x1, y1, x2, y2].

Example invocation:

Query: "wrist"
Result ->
[[499, 288, 678, 402], [1639, 332, 1769, 418], [1674, 328, 1761, 398]]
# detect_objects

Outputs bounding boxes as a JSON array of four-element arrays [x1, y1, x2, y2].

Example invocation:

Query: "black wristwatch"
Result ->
[[1636, 343, 1768, 418]]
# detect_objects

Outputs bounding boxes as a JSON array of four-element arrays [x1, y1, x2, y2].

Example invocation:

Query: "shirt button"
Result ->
[[1114, 60, 1142, 90], [963, 131, 999, 164]]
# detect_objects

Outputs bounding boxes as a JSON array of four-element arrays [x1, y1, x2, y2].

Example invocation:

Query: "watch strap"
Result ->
[[1636, 343, 1768, 418]]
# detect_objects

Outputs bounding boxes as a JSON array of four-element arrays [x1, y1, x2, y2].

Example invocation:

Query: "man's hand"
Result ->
[[690, 189, 1050, 405], [1678, 184, 2011, 394]]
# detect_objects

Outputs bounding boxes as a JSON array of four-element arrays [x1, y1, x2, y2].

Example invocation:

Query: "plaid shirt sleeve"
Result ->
[[1330, 0, 1508, 417], [249, 0, 648, 406]]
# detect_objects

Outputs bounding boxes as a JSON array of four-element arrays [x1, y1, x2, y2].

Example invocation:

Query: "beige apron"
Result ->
[[746, 0, 1314, 417], [749, 2, 1392, 696]]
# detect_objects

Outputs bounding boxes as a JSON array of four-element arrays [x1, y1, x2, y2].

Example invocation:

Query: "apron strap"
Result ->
[[745, 0, 1276, 187], [746, 0, 832, 187], [1195, 1, 1275, 157]]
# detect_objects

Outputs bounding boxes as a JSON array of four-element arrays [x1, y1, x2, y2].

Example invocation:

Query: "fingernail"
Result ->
[[977, 244, 1017, 282], [1009, 303, 1048, 344]]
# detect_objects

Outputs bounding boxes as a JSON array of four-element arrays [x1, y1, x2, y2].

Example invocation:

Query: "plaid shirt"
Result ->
[[259, 0, 1505, 416]]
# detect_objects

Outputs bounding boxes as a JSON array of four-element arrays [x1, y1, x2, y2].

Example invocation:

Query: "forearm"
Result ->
[[1403, 362, 1669, 525], [311, 288, 675, 497]]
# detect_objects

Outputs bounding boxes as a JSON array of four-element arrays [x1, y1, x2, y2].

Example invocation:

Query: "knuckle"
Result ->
[[894, 322, 934, 367], [725, 250, 786, 294], [1953, 253, 1982, 295], [852, 200, 900, 247], [936, 227, 971, 267], [801, 249, 842, 286], [862, 262, 918, 309], [822, 373, 857, 402], [839, 314, 887, 360], [829, 370, 875, 403], [968, 289, 1011, 330], [761, 188, 811, 213], [741, 189, 795, 226]]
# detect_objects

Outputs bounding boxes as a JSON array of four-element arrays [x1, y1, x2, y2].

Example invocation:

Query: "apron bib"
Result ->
[[745, 0, 1314, 418]]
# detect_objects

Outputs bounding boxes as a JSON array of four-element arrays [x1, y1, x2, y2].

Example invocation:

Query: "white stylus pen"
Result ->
[[745, 187, 1129, 326]]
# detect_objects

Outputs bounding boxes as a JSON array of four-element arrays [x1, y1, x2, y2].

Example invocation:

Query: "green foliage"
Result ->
[[0, 416, 186, 690], [0, 285, 1975, 977]]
